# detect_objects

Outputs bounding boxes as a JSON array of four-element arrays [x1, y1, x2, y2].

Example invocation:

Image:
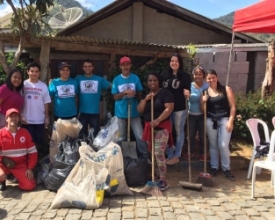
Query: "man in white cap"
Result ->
[[0, 108, 38, 191]]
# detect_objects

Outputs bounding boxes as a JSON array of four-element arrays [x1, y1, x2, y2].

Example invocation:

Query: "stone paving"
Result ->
[[0, 168, 275, 220]]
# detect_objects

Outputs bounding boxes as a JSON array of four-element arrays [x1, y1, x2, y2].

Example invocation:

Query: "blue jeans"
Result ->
[[78, 113, 100, 138], [117, 117, 143, 141], [189, 114, 204, 154], [206, 117, 231, 171], [167, 110, 187, 159]]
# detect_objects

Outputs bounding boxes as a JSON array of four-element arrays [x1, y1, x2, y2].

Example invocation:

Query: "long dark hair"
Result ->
[[206, 69, 224, 95], [146, 71, 163, 88], [162, 53, 184, 81], [5, 69, 24, 92]]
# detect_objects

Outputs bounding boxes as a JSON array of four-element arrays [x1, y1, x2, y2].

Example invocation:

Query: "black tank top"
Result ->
[[206, 86, 230, 118]]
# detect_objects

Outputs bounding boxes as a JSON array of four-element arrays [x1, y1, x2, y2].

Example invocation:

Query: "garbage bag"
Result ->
[[123, 140, 148, 187], [36, 156, 51, 185], [44, 136, 82, 191], [93, 117, 119, 151], [56, 117, 82, 143], [54, 136, 82, 164], [123, 157, 148, 186], [49, 122, 58, 163], [80, 142, 133, 196], [51, 160, 109, 209], [50, 118, 83, 163], [44, 161, 74, 191]]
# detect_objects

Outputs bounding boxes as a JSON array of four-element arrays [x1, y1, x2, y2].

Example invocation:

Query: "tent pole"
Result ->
[[226, 32, 235, 86]]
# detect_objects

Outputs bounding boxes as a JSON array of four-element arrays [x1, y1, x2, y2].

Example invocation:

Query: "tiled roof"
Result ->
[[0, 32, 267, 51], [0, 32, 187, 49]]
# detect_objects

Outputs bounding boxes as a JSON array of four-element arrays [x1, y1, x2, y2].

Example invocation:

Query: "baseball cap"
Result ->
[[120, 56, 131, 65], [58, 62, 71, 69], [6, 108, 20, 117]]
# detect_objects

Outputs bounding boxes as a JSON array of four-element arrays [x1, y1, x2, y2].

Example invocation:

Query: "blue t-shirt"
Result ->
[[75, 74, 110, 114], [188, 82, 209, 114], [49, 78, 78, 117], [111, 73, 143, 118]]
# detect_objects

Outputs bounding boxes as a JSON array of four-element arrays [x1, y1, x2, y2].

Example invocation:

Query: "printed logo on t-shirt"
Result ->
[[80, 80, 98, 94], [24, 87, 43, 96], [163, 79, 180, 89], [20, 136, 26, 143], [57, 85, 75, 98], [118, 83, 136, 93]]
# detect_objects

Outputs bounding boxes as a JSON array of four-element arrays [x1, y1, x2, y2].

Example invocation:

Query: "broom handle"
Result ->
[[203, 91, 207, 173], [127, 100, 131, 142], [151, 95, 155, 182], [185, 98, 191, 183]]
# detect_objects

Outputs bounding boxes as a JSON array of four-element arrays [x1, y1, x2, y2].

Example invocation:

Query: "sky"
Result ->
[[0, 0, 260, 19]]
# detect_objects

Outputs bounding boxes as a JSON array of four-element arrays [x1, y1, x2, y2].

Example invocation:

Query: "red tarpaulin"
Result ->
[[233, 0, 275, 33]]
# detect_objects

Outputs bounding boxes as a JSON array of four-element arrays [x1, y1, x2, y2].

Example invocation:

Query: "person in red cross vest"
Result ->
[[0, 108, 38, 191]]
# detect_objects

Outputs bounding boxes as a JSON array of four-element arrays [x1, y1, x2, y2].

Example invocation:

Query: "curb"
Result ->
[[167, 156, 250, 171]]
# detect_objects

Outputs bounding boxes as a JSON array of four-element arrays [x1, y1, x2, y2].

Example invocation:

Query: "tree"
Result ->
[[261, 38, 275, 98], [0, 0, 55, 74]]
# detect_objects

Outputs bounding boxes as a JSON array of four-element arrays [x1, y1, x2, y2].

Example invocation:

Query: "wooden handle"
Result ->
[[203, 91, 207, 173], [151, 97, 155, 182], [127, 100, 131, 142], [185, 98, 191, 183]]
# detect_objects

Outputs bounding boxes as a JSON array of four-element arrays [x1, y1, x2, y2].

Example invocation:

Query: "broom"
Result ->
[[196, 91, 213, 187], [179, 99, 202, 191], [140, 95, 162, 196]]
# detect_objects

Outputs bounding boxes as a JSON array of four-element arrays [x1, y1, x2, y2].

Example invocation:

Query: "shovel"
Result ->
[[121, 100, 138, 159]]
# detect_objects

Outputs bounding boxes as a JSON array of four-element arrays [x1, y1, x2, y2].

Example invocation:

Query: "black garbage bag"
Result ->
[[124, 157, 148, 186], [123, 140, 148, 187], [44, 161, 74, 191], [44, 136, 82, 191]]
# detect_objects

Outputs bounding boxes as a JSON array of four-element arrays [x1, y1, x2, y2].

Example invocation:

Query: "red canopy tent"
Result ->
[[226, 0, 275, 85], [233, 0, 275, 33]]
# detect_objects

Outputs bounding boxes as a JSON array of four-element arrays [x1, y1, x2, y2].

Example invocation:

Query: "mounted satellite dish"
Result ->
[[49, 7, 83, 29]]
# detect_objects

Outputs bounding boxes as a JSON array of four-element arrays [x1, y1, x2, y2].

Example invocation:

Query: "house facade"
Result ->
[[0, 0, 266, 94]]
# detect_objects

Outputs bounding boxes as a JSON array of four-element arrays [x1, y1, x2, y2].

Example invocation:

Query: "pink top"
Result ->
[[0, 84, 24, 114]]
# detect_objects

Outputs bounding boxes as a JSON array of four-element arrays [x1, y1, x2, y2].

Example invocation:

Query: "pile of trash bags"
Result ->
[[38, 116, 148, 210], [51, 141, 133, 209]]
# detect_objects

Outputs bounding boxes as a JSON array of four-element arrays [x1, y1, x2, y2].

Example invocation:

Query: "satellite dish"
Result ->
[[49, 7, 83, 29]]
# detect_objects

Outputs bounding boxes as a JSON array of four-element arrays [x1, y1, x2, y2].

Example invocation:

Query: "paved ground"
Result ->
[[1, 167, 275, 220]]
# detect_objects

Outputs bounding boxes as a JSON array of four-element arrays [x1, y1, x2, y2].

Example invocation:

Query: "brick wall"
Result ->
[[196, 51, 267, 93]]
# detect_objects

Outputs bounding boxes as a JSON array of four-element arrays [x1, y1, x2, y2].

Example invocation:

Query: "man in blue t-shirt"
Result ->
[[75, 59, 111, 137], [111, 56, 143, 141]]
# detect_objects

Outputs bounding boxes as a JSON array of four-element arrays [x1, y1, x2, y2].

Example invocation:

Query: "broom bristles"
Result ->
[[140, 181, 163, 196], [197, 172, 213, 187]]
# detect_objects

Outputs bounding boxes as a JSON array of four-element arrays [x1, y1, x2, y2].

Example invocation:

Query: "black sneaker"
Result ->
[[0, 181, 6, 191], [158, 180, 168, 191], [222, 170, 236, 181], [6, 174, 18, 183], [210, 168, 219, 177]]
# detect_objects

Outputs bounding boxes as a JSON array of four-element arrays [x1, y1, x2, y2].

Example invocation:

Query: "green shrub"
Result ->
[[232, 90, 275, 142], [0, 52, 26, 85]]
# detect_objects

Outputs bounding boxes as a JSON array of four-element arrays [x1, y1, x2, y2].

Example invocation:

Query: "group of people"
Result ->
[[113, 54, 236, 191], [0, 53, 236, 192]]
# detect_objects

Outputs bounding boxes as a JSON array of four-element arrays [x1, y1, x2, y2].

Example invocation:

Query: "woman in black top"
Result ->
[[201, 69, 236, 181], [137, 72, 174, 191], [162, 53, 191, 165]]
